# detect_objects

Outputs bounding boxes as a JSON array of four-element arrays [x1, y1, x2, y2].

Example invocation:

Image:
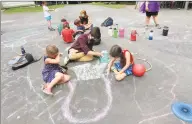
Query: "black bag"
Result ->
[[11, 53, 42, 70], [101, 17, 113, 27]]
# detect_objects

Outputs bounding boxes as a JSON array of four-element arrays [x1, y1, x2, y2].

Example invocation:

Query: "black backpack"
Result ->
[[9, 53, 42, 70], [101, 17, 113, 27]]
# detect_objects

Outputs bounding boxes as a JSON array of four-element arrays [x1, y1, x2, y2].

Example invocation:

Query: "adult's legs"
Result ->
[[78, 54, 93, 62], [145, 12, 151, 28], [152, 15, 161, 29], [68, 49, 93, 62]]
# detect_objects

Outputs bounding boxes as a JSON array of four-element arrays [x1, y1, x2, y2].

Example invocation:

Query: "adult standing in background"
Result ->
[[79, 10, 93, 30], [140, 1, 161, 29]]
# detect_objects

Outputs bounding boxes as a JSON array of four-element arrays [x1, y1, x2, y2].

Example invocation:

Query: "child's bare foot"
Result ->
[[43, 88, 53, 95], [41, 84, 48, 90]]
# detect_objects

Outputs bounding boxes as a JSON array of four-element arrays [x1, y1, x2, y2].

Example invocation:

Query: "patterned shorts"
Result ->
[[114, 62, 133, 76]]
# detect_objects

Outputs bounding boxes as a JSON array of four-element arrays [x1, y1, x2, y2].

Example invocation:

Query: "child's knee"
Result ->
[[64, 74, 71, 82], [56, 73, 64, 80], [115, 74, 125, 81], [115, 75, 123, 81]]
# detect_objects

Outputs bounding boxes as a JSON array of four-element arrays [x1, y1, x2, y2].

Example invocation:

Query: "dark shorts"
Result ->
[[146, 12, 158, 17]]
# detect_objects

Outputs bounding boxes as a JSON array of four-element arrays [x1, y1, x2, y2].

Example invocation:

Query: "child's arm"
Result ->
[[45, 54, 61, 64], [87, 51, 102, 57], [107, 58, 116, 71], [118, 52, 131, 74]]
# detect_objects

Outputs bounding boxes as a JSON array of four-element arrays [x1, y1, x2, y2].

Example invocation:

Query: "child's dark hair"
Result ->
[[61, 18, 66, 22], [74, 19, 81, 25], [63, 23, 70, 29], [90, 27, 101, 39], [110, 45, 126, 67]]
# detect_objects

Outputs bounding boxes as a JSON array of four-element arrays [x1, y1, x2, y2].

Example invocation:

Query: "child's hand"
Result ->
[[59, 53, 63, 56], [98, 52, 103, 57], [115, 71, 121, 75], [106, 68, 110, 75]]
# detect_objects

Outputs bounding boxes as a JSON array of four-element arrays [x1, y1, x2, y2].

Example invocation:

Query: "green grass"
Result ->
[[3, 4, 65, 14], [89, 2, 128, 9]]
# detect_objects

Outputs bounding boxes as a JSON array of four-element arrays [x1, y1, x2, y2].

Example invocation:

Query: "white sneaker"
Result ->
[[63, 57, 69, 66], [156, 24, 161, 29]]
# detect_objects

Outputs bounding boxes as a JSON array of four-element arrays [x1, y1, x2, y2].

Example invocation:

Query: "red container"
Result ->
[[130, 30, 137, 41]]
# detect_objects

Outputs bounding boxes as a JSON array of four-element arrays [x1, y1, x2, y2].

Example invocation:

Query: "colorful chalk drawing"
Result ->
[[61, 62, 113, 123]]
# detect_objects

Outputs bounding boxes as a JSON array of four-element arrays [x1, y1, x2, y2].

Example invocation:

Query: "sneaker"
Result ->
[[145, 25, 149, 29], [51, 27, 55, 31], [60, 66, 68, 73], [43, 88, 53, 95], [48, 27, 55, 31], [156, 24, 161, 29], [63, 57, 70, 66]]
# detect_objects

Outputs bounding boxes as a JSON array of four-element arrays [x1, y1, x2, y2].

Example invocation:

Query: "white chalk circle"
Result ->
[[62, 75, 112, 123]]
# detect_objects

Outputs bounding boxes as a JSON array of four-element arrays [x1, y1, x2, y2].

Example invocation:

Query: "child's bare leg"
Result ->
[[47, 20, 51, 28], [42, 83, 48, 90], [59, 74, 71, 84], [43, 72, 63, 95], [115, 73, 127, 81], [48, 72, 63, 88]]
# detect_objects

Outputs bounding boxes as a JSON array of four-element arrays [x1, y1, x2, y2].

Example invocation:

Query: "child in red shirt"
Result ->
[[61, 23, 74, 43]]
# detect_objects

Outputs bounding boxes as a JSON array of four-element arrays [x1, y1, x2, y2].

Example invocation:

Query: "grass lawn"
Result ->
[[3, 4, 65, 14], [2, 2, 136, 14], [89, 2, 134, 9]]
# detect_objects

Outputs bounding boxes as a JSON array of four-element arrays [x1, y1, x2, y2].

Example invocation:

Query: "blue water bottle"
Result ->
[[149, 30, 153, 40], [21, 46, 26, 55]]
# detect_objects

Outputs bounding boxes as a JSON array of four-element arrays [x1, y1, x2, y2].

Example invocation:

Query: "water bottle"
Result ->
[[113, 28, 118, 38], [149, 30, 153, 40], [130, 30, 137, 41], [119, 28, 125, 38], [116, 24, 118, 30], [21, 46, 26, 55], [108, 26, 113, 36]]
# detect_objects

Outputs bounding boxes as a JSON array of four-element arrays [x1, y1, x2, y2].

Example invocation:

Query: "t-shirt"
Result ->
[[57, 23, 63, 35], [43, 5, 50, 17], [77, 25, 85, 31], [70, 34, 92, 54], [61, 29, 74, 43]]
